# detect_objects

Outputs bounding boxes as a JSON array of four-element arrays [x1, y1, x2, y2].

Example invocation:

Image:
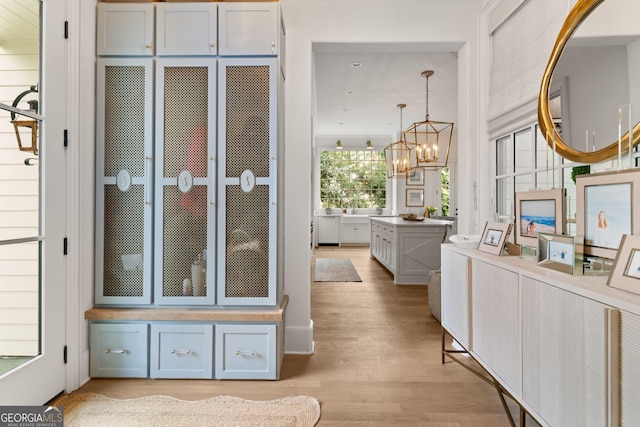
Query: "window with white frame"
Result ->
[[494, 122, 578, 235]]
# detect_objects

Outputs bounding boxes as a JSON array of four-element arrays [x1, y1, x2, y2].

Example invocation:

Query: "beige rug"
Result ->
[[314, 258, 362, 282], [56, 392, 320, 427]]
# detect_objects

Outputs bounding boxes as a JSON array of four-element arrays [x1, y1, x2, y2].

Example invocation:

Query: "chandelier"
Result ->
[[384, 103, 417, 179], [404, 70, 453, 170]]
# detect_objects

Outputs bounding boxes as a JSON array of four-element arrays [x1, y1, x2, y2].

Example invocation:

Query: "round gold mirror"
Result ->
[[539, 0, 640, 163]]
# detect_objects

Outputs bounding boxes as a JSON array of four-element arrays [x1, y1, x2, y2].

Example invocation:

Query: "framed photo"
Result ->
[[537, 233, 583, 275], [607, 234, 640, 295], [406, 189, 424, 207], [576, 169, 640, 260], [406, 168, 424, 186], [515, 188, 565, 248], [479, 222, 513, 256]]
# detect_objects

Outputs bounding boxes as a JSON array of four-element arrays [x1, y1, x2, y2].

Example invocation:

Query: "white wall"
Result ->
[[280, 0, 482, 353]]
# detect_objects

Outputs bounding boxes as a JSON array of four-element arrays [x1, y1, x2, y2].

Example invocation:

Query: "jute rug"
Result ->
[[314, 258, 362, 282], [56, 392, 320, 427]]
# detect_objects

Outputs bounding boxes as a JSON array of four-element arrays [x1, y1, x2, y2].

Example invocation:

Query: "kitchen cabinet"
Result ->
[[317, 216, 340, 245], [340, 215, 370, 245], [371, 217, 450, 284]]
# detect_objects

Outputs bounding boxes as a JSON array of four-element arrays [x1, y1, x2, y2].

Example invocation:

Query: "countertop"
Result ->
[[370, 217, 453, 226]]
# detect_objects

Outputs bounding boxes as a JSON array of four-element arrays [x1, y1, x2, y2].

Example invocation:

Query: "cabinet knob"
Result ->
[[105, 348, 127, 354], [210, 42, 215, 48], [236, 350, 256, 357], [171, 349, 192, 355], [144, 44, 151, 49], [271, 42, 276, 53]]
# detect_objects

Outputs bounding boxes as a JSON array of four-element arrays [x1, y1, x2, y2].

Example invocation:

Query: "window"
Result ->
[[320, 150, 386, 209], [494, 123, 575, 230]]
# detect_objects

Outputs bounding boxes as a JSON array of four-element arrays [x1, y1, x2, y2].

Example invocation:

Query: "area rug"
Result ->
[[314, 258, 362, 282], [56, 392, 321, 427]]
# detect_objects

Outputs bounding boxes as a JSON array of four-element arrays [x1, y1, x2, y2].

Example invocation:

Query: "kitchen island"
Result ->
[[370, 217, 452, 284]]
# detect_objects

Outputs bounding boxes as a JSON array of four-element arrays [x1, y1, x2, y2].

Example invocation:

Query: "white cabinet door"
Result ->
[[521, 276, 610, 427], [440, 247, 470, 348], [96, 58, 154, 305], [620, 310, 640, 426], [154, 58, 217, 305], [218, 2, 279, 56], [217, 57, 278, 306], [318, 216, 340, 244], [97, 3, 154, 56], [472, 259, 521, 394], [156, 3, 217, 56]]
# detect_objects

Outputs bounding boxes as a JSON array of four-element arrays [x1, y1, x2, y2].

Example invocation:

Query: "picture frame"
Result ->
[[515, 188, 565, 248], [537, 233, 583, 275], [478, 221, 513, 256], [406, 189, 424, 207], [576, 169, 640, 260], [607, 234, 640, 295], [406, 168, 424, 186]]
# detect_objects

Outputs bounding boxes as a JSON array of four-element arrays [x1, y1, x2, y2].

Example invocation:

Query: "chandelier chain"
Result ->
[[425, 74, 429, 121]]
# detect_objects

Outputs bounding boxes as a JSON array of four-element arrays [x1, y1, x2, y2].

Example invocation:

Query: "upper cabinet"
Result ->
[[156, 3, 218, 56], [218, 2, 279, 56], [97, 3, 154, 57]]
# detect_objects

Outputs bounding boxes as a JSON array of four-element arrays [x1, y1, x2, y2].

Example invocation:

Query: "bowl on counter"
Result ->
[[449, 234, 481, 249]]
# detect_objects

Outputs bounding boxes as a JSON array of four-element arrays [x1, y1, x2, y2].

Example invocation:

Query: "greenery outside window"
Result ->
[[320, 150, 386, 209]]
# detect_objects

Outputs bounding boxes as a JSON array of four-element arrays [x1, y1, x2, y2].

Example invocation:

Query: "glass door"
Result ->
[[0, 0, 66, 405]]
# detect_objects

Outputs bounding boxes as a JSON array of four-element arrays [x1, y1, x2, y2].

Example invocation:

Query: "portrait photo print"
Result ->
[[584, 182, 631, 250], [484, 229, 503, 246]]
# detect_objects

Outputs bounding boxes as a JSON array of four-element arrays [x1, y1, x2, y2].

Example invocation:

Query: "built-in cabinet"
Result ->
[[371, 218, 450, 284], [90, 1, 285, 380], [340, 216, 370, 245], [317, 215, 340, 245], [441, 244, 640, 426]]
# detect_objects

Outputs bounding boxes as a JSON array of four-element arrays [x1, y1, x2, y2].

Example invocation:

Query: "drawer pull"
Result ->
[[105, 348, 127, 354], [171, 349, 192, 355], [235, 350, 256, 357]]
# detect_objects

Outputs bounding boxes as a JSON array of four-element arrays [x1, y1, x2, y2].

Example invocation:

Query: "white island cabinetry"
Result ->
[[370, 217, 450, 285]]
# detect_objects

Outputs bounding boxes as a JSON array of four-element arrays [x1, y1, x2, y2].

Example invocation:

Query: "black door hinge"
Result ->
[[63, 345, 67, 364], [64, 21, 69, 39], [63, 238, 68, 255], [63, 129, 68, 148]]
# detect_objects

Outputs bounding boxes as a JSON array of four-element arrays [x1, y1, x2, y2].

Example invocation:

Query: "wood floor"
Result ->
[[70, 246, 518, 426]]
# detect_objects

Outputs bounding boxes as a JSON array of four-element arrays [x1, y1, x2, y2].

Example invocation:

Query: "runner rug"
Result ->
[[314, 258, 362, 282], [55, 392, 321, 427]]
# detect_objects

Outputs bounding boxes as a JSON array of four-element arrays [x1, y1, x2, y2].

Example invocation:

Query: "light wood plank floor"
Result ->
[[70, 246, 520, 426]]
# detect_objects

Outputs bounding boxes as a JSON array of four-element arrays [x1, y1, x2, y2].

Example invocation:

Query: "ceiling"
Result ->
[[313, 42, 461, 147], [0, 0, 39, 44]]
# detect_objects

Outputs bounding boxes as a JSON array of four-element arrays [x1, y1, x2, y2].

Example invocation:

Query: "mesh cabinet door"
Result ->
[[217, 58, 277, 306], [96, 58, 153, 305], [154, 58, 217, 305]]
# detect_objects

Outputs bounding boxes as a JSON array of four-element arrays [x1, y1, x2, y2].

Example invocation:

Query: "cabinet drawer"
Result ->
[[215, 324, 276, 379], [150, 324, 214, 379], [90, 323, 149, 378]]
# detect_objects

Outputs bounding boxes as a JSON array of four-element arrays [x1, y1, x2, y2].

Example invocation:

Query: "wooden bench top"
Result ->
[[85, 295, 288, 322]]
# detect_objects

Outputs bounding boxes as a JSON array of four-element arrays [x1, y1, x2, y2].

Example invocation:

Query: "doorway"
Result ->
[[0, 0, 67, 405]]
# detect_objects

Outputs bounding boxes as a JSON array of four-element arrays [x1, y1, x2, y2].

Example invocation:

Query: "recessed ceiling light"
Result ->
[[345, 89, 354, 95], [342, 108, 349, 112], [351, 61, 363, 68]]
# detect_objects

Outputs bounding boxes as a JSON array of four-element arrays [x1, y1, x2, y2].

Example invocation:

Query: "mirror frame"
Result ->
[[539, 0, 639, 163]]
